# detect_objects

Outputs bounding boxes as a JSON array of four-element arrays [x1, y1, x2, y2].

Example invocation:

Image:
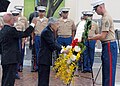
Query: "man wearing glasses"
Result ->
[[89, 0, 118, 86]]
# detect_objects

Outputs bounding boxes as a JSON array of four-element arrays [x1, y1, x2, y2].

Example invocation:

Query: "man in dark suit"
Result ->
[[38, 17, 68, 86], [0, 13, 37, 86]]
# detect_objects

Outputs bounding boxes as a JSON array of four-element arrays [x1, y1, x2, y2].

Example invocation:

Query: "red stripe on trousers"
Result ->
[[108, 42, 112, 86]]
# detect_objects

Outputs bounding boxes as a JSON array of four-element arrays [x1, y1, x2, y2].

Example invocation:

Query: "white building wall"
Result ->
[[7, 0, 24, 15], [65, 0, 93, 24], [65, 0, 120, 28]]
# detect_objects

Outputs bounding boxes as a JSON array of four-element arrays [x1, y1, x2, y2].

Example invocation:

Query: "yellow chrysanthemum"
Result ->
[[53, 44, 84, 85]]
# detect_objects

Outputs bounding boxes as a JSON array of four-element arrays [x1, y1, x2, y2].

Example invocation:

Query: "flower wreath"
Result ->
[[53, 18, 92, 85]]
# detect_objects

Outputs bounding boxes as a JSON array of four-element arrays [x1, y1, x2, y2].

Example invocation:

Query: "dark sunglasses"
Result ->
[[39, 10, 45, 12], [93, 5, 100, 10], [84, 14, 93, 16], [12, 13, 19, 16], [62, 11, 69, 13]]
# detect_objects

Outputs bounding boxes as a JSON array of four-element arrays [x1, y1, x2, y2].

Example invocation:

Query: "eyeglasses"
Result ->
[[83, 14, 93, 17], [12, 13, 19, 16], [93, 5, 100, 10], [62, 11, 69, 13], [39, 10, 45, 12]]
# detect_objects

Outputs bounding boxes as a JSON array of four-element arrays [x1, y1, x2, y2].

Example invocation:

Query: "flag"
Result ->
[[0, 0, 10, 12]]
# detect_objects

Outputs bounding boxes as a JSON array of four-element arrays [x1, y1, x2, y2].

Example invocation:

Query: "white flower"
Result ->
[[60, 48, 65, 53], [61, 46, 64, 49], [67, 59, 72, 64], [71, 55, 76, 61], [60, 45, 72, 53], [60, 46, 66, 53], [63, 53, 67, 57], [66, 45, 72, 50], [74, 46, 81, 52]]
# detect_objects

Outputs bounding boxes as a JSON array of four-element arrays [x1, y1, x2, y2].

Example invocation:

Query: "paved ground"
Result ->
[[0, 63, 120, 86], [0, 45, 120, 86]]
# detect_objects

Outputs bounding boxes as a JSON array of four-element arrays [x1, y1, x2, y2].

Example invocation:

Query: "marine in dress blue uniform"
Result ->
[[90, 0, 118, 86], [82, 11, 99, 72], [11, 10, 22, 79], [57, 7, 76, 47], [13, 6, 29, 72], [33, 6, 48, 71]]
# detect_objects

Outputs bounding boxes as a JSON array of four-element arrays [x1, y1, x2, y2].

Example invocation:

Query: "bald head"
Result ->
[[3, 13, 15, 26], [3, 13, 13, 23]]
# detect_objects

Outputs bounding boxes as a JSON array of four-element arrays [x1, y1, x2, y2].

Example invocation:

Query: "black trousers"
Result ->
[[38, 64, 50, 86], [1, 63, 17, 86]]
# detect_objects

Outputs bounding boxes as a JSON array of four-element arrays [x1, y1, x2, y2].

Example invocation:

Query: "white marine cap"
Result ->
[[82, 11, 94, 15], [61, 7, 70, 12], [37, 6, 46, 11], [14, 6, 24, 11], [11, 10, 20, 14], [91, 0, 104, 7], [10, 10, 20, 16]]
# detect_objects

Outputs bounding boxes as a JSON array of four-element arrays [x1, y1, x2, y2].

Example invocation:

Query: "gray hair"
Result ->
[[48, 17, 58, 25]]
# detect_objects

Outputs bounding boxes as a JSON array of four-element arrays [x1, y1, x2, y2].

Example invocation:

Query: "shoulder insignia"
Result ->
[[105, 21, 109, 27]]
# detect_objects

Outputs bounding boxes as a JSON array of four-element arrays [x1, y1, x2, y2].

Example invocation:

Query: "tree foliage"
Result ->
[[38, 0, 64, 17], [39, 0, 48, 7]]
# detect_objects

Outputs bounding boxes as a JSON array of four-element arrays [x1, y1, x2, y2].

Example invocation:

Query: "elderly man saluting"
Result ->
[[0, 13, 37, 86]]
